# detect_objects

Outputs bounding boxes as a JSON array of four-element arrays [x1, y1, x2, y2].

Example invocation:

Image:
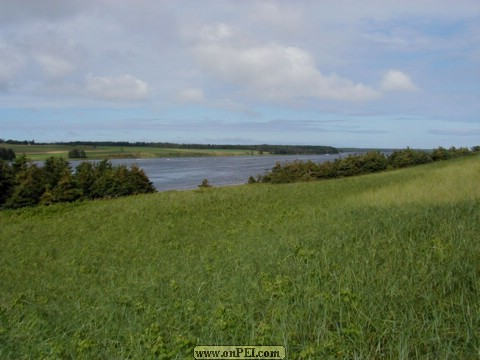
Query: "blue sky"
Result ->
[[0, 0, 479, 148]]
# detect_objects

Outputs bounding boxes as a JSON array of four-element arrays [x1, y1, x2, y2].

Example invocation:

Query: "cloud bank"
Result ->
[[193, 26, 382, 102], [0, 0, 478, 147], [381, 70, 418, 92], [86, 75, 149, 101]]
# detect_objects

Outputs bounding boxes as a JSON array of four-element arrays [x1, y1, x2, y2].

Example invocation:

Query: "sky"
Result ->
[[0, 0, 479, 148]]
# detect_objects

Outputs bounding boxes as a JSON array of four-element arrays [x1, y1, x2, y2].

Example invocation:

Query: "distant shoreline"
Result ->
[[1, 142, 339, 162]]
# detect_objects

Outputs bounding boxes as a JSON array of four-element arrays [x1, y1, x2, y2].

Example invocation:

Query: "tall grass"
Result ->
[[0, 157, 479, 359]]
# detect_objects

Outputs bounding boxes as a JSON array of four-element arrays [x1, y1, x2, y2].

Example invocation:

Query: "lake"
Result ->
[[68, 154, 344, 191]]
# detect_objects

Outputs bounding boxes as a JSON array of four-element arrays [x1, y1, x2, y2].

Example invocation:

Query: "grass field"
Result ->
[[0, 156, 479, 359], [5, 144, 262, 161]]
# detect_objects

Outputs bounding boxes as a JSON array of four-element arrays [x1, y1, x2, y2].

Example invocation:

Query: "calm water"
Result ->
[[69, 154, 346, 192]]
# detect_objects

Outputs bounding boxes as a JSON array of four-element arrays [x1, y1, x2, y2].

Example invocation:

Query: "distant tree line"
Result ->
[[0, 147, 16, 161], [0, 139, 35, 145], [1, 140, 335, 155], [0, 156, 155, 209], [62, 141, 339, 155], [1, 139, 340, 155], [255, 146, 479, 184]]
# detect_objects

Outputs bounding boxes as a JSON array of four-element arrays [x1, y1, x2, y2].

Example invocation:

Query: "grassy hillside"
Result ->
[[0, 157, 479, 359]]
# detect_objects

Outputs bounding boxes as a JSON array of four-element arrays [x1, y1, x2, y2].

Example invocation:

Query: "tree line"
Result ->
[[1, 139, 339, 155], [254, 146, 480, 184], [60, 142, 339, 155], [0, 156, 155, 209]]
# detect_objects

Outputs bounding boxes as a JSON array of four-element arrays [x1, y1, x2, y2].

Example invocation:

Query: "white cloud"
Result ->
[[86, 74, 149, 101], [0, 46, 26, 90], [176, 87, 205, 103], [194, 24, 380, 102], [250, 1, 303, 30], [198, 23, 236, 43], [381, 70, 418, 92], [301, 0, 480, 23], [35, 54, 75, 78]]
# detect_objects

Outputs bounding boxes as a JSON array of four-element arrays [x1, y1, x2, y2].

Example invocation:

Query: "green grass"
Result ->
[[5, 144, 263, 161], [0, 157, 479, 359]]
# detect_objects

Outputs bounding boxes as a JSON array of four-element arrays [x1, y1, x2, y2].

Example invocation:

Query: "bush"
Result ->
[[389, 148, 432, 168], [68, 149, 87, 158], [198, 179, 212, 188], [258, 160, 319, 184], [43, 157, 71, 187], [431, 147, 451, 161], [0, 160, 15, 205], [334, 151, 388, 177], [6, 164, 46, 208], [0, 147, 15, 161]]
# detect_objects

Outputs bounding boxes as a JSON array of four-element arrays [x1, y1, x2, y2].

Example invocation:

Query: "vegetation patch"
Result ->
[[257, 146, 478, 184], [0, 156, 478, 358], [0, 140, 339, 161], [0, 156, 155, 209], [68, 149, 87, 159]]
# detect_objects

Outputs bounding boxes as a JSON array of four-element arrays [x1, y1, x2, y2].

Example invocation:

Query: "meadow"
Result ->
[[5, 144, 260, 161], [0, 156, 479, 359]]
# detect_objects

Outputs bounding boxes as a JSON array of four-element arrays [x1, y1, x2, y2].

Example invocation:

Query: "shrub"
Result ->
[[43, 157, 71, 187], [68, 149, 87, 158], [5, 164, 46, 208], [199, 179, 212, 188], [0, 160, 15, 205], [259, 147, 472, 185], [388, 148, 432, 168], [0, 147, 15, 160]]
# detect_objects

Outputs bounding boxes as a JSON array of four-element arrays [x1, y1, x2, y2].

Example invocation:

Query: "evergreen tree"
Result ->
[[0, 160, 14, 205], [52, 169, 83, 202], [68, 149, 87, 158], [6, 164, 46, 208], [127, 164, 156, 194], [431, 147, 451, 161], [0, 147, 15, 160], [198, 179, 212, 188], [74, 162, 96, 199], [12, 154, 29, 174], [43, 157, 71, 188], [389, 148, 432, 168]]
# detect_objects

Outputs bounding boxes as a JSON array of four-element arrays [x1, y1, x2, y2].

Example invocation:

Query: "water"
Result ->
[[68, 154, 346, 192]]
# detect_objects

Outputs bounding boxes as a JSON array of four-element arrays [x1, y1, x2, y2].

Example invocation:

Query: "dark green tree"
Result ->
[[52, 169, 83, 203], [450, 146, 470, 157], [389, 148, 432, 168], [68, 149, 87, 158], [0, 160, 14, 205], [43, 157, 71, 188], [198, 179, 212, 188], [127, 164, 156, 194], [361, 151, 389, 173], [6, 164, 46, 208], [431, 147, 451, 161], [12, 154, 29, 174], [0, 147, 15, 160], [74, 162, 96, 199]]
